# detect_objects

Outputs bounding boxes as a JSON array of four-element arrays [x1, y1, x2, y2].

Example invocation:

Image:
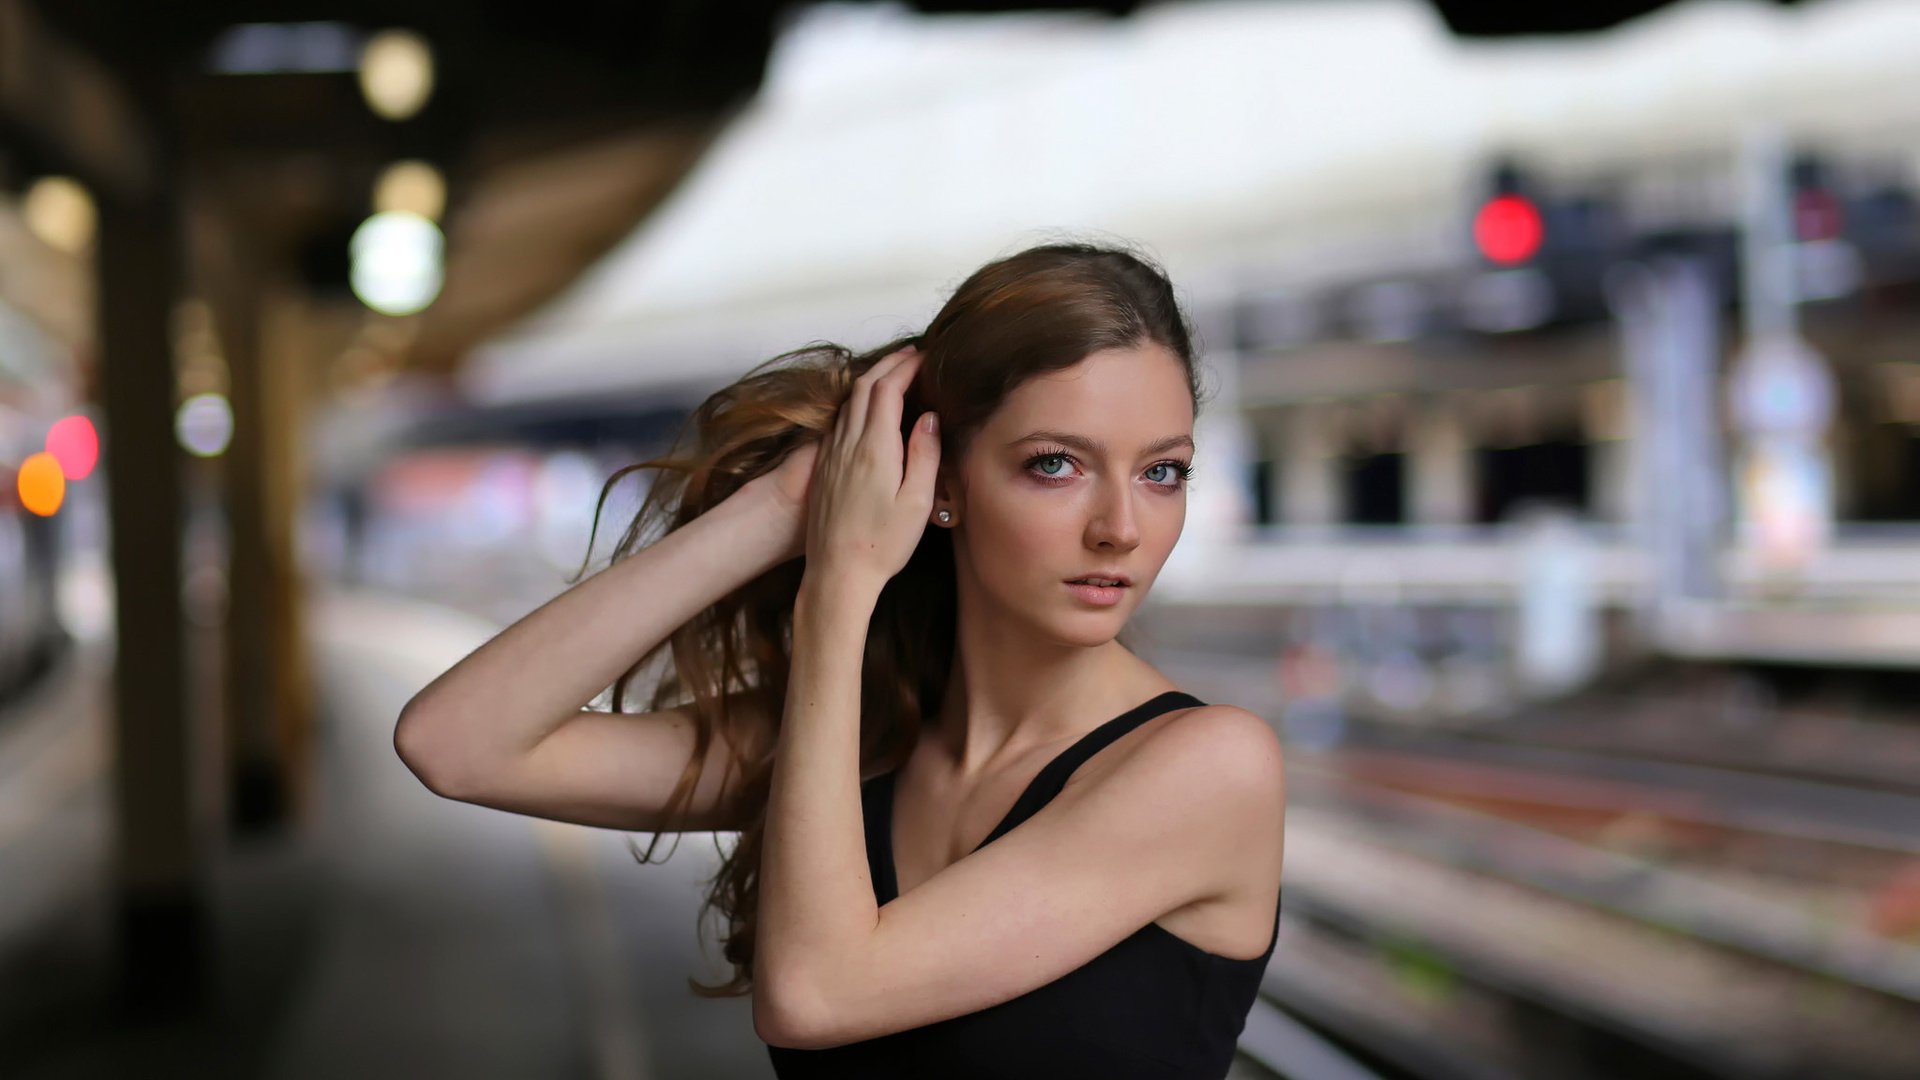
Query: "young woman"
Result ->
[[395, 242, 1287, 1078]]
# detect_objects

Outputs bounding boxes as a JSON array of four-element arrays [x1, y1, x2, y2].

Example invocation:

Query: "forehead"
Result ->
[[982, 343, 1193, 447]]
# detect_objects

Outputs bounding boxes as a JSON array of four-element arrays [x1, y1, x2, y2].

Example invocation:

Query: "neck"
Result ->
[[928, 588, 1158, 780]]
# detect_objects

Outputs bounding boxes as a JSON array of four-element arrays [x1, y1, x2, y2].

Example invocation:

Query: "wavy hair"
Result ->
[[574, 240, 1206, 996]]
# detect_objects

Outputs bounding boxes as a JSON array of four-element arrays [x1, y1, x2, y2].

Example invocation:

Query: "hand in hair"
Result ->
[[739, 437, 822, 564], [802, 345, 941, 597]]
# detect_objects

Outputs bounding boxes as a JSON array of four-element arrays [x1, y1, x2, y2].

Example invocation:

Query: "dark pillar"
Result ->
[[95, 180, 206, 1014], [209, 244, 292, 831]]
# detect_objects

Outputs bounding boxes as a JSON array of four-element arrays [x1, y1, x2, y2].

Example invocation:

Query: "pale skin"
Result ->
[[752, 342, 1288, 1050]]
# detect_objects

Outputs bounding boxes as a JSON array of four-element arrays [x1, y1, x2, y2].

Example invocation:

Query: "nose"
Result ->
[[1085, 475, 1141, 552]]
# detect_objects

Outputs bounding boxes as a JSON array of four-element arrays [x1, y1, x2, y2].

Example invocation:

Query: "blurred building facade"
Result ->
[[433, 0, 1920, 729]]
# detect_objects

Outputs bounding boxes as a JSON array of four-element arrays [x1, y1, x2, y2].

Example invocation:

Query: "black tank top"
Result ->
[[765, 690, 1282, 1079]]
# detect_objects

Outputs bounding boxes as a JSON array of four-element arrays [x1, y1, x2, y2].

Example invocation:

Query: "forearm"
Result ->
[[756, 572, 882, 1022], [398, 487, 793, 767]]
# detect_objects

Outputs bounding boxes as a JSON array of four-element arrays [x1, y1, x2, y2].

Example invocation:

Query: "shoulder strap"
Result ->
[[971, 689, 1206, 854]]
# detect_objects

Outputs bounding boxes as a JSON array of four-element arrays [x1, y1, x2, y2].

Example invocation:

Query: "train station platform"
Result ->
[[1, 589, 764, 1079]]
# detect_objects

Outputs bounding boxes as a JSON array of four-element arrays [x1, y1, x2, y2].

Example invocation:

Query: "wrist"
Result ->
[[796, 567, 883, 618], [710, 485, 800, 573]]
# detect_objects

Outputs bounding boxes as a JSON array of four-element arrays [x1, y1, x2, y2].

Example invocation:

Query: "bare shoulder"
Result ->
[[1055, 698, 1285, 935], [1146, 702, 1286, 804], [1076, 700, 1287, 822]]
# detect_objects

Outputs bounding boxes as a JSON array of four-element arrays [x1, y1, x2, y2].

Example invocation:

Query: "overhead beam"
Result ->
[[404, 120, 722, 375], [0, 0, 155, 196]]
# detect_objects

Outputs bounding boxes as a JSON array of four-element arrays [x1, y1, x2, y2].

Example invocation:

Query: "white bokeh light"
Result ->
[[349, 210, 444, 315], [358, 29, 434, 120], [176, 393, 234, 457]]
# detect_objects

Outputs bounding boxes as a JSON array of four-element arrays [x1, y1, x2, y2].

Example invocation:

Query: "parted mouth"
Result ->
[[1065, 574, 1131, 587]]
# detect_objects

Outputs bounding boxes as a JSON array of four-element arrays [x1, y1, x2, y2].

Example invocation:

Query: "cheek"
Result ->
[[976, 484, 1078, 561], [1156, 498, 1187, 548], [981, 482, 1185, 563]]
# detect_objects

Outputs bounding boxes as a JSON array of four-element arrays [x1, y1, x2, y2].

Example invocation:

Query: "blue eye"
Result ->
[[1023, 448, 1193, 490], [1145, 461, 1195, 489], [1023, 449, 1080, 483]]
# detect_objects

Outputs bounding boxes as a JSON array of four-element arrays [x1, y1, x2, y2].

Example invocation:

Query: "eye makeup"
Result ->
[[1020, 446, 1194, 491]]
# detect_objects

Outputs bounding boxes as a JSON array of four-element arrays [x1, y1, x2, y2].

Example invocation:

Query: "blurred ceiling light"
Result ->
[[349, 210, 444, 315], [17, 451, 64, 516], [359, 30, 434, 120], [374, 160, 446, 220], [173, 298, 230, 399], [208, 22, 360, 74], [176, 393, 234, 458], [22, 176, 96, 255]]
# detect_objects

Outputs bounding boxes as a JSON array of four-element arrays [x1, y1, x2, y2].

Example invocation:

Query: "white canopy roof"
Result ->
[[464, 0, 1920, 404]]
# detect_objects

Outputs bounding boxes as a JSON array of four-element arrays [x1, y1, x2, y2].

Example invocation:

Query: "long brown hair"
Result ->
[[575, 240, 1207, 996]]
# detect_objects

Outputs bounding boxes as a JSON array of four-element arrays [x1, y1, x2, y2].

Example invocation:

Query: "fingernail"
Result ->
[[923, 413, 938, 434]]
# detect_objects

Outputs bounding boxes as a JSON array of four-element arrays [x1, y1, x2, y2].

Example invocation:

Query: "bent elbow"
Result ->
[[753, 980, 830, 1050], [753, 991, 803, 1049], [393, 704, 467, 800]]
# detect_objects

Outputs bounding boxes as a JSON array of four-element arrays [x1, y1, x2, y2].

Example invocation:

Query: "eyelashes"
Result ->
[[1021, 447, 1194, 490]]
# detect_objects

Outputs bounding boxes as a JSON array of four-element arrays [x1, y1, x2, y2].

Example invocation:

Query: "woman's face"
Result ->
[[945, 342, 1195, 647]]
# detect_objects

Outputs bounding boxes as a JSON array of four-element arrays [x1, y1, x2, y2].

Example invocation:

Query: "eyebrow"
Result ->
[[1007, 430, 1195, 457]]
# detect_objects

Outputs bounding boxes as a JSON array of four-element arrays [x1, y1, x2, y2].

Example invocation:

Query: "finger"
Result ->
[[827, 396, 854, 458], [865, 350, 922, 446], [903, 411, 941, 504], [846, 346, 916, 443], [863, 344, 915, 380]]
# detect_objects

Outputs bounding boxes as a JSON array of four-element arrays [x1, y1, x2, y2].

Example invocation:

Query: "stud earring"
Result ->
[[936, 509, 952, 524]]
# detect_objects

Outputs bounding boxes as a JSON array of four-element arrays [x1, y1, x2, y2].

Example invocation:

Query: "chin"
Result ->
[[1044, 607, 1132, 649]]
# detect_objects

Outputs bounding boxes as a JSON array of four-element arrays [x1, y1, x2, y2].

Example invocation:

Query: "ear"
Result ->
[[932, 456, 962, 519]]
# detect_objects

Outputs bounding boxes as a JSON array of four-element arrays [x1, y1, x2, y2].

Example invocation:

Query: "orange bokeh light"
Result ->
[[18, 451, 65, 516]]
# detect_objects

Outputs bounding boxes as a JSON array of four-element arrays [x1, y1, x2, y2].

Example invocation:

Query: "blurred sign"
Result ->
[[1515, 510, 1601, 697], [1729, 332, 1833, 436], [1728, 332, 1835, 573]]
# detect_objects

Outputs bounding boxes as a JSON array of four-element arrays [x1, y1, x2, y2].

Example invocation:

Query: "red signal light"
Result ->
[[1473, 194, 1544, 265]]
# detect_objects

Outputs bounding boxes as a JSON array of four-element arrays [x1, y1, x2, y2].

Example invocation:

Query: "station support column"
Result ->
[[1279, 404, 1345, 528], [191, 184, 326, 834], [1408, 398, 1473, 527], [96, 180, 207, 1013]]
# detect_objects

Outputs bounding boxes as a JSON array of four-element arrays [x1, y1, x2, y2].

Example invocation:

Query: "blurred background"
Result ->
[[5, 0, 1920, 1077]]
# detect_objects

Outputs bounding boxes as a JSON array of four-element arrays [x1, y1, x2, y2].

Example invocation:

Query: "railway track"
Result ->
[[1256, 733, 1920, 1079]]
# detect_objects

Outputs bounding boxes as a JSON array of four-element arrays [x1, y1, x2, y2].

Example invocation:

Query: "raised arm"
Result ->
[[393, 450, 814, 831]]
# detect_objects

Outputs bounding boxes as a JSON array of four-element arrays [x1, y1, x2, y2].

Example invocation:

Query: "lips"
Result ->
[[1065, 574, 1130, 587], [1065, 579, 1128, 606]]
